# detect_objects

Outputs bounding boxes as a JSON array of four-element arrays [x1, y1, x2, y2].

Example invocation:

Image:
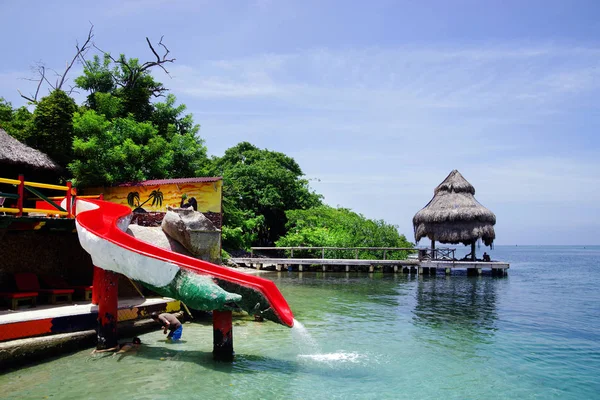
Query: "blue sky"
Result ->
[[1, 0, 599, 246]]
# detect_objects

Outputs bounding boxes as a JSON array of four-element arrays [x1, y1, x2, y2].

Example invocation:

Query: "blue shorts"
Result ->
[[168, 326, 182, 341]]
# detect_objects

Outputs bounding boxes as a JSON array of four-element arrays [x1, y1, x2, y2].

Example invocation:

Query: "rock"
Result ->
[[161, 206, 221, 263], [127, 225, 194, 257]]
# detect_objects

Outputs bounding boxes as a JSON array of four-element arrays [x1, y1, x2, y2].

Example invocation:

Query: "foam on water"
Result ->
[[298, 352, 362, 363]]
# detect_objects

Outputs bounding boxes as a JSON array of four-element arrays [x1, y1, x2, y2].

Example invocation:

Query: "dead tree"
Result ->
[[93, 35, 176, 98], [18, 24, 94, 103]]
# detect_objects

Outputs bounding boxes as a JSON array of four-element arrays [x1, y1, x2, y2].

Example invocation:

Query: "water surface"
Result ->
[[1, 246, 599, 399]]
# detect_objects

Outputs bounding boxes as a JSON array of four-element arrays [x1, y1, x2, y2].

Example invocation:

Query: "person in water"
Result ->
[[151, 312, 183, 341], [91, 337, 142, 355]]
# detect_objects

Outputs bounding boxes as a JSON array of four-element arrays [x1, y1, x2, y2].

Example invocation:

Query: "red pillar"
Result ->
[[213, 310, 234, 361], [95, 267, 119, 350], [91, 266, 105, 305]]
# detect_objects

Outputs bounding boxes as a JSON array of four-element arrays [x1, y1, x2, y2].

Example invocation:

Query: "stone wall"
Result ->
[[131, 211, 222, 229]]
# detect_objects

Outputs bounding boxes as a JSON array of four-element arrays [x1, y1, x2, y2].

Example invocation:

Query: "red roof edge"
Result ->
[[115, 177, 223, 187]]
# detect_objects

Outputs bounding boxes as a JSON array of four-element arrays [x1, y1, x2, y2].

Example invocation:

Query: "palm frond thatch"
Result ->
[[413, 170, 496, 246], [0, 128, 61, 171]]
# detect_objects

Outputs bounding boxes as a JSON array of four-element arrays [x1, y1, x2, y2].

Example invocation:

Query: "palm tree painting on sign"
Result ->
[[127, 189, 164, 213]]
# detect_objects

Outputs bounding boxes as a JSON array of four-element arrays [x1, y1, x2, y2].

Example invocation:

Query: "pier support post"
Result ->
[[276, 264, 282, 271], [299, 265, 304, 272], [477, 268, 482, 276], [445, 268, 451, 275], [369, 265, 374, 273], [96, 268, 119, 351], [322, 265, 327, 272], [213, 310, 234, 362], [346, 265, 350, 272], [418, 267, 423, 275], [394, 265, 398, 273]]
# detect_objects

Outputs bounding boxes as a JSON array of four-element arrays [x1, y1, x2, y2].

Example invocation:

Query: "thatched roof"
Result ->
[[0, 128, 61, 171], [413, 170, 496, 246]]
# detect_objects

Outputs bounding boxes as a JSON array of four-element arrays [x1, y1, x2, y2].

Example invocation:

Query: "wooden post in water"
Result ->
[[213, 310, 234, 362], [471, 242, 476, 261]]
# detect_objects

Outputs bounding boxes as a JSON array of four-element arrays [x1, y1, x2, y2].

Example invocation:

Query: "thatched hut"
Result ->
[[413, 170, 496, 261], [0, 128, 62, 182]]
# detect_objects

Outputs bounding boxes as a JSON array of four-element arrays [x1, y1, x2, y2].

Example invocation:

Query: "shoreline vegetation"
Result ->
[[0, 27, 414, 256]]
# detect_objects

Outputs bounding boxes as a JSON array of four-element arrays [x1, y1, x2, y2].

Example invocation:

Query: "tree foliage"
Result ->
[[0, 98, 33, 142], [209, 142, 322, 248], [276, 205, 414, 259], [28, 90, 77, 168], [68, 49, 207, 186]]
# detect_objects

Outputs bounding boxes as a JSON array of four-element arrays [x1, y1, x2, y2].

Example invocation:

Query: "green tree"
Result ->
[[28, 90, 77, 168], [209, 142, 322, 247], [277, 205, 413, 259], [0, 97, 33, 142], [70, 47, 208, 186], [69, 110, 175, 186]]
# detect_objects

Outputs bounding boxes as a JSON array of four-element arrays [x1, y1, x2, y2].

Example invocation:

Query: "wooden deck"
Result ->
[[230, 250, 509, 276]]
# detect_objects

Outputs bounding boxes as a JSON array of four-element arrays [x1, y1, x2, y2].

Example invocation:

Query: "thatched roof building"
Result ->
[[0, 128, 62, 181], [413, 170, 496, 259]]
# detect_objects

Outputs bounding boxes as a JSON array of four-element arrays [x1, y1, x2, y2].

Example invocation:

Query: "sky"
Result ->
[[1, 0, 599, 246]]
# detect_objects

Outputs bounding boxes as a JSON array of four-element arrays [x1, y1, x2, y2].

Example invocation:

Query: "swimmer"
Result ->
[[91, 337, 142, 355]]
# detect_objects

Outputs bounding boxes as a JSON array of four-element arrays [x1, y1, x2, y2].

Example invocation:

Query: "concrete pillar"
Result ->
[[477, 268, 482, 276], [96, 268, 119, 351], [213, 310, 234, 362], [299, 265, 304, 272], [369, 265, 374, 273], [346, 265, 350, 272], [445, 268, 451, 275], [276, 264, 282, 271], [393, 265, 398, 273], [418, 267, 423, 275], [322, 265, 327, 272]]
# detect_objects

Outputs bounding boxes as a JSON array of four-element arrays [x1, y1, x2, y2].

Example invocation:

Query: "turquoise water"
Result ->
[[1, 246, 599, 399]]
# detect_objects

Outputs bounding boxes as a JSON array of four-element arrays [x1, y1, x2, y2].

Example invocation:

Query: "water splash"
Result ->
[[298, 352, 363, 363], [291, 318, 320, 353]]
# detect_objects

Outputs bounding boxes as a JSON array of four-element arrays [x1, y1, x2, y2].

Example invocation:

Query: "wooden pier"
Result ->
[[230, 247, 509, 276]]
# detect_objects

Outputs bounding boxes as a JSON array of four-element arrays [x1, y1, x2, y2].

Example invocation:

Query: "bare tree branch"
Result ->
[[140, 36, 175, 76], [57, 23, 94, 90], [17, 24, 95, 103]]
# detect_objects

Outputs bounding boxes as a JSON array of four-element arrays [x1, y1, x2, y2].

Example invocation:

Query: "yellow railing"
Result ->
[[0, 175, 100, 218]]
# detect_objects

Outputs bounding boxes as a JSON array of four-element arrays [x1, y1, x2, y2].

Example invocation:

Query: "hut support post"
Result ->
[[213, 310, 234, 362], [431, 238, 435, 260], [471, 242, 476, 261], [96, 268, 119, 351]]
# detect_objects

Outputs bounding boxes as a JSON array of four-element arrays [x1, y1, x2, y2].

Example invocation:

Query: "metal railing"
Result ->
[[250, 246, 418, 260], [417, 248, 456, 261]]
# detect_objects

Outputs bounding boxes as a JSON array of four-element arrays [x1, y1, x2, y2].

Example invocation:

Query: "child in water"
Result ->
[[91, 337, 142, 356]]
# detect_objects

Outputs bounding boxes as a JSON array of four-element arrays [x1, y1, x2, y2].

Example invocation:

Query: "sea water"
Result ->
[[1, 245, 599, 399]]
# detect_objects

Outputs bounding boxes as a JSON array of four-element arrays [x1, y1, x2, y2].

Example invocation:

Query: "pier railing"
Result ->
[[250, 246, 418, 261], [417, 248, 456, 261], [250, 246, 456, 261]]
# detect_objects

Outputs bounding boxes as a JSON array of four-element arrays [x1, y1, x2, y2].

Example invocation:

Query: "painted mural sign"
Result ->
[[85, 177, 222, 213]]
